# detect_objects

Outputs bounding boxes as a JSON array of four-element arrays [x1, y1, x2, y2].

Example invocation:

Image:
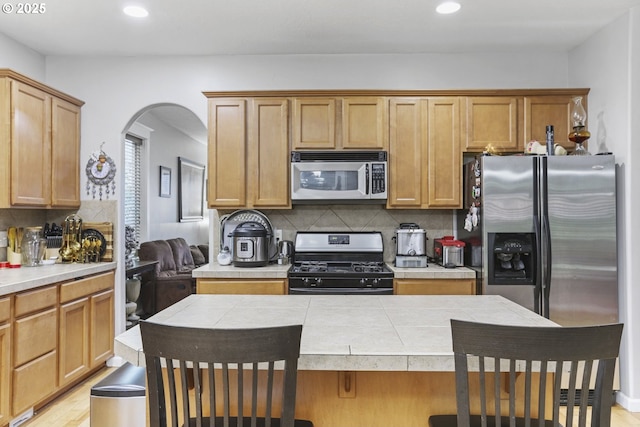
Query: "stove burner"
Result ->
[[297, 261, 328, 273], [351, 262, 386, 273], [292, 261, 388, 274]]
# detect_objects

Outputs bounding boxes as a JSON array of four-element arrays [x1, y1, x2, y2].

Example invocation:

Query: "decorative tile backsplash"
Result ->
[[217, 205, 454, 263]]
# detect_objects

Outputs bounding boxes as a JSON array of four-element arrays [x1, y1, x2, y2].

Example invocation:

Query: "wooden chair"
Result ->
[[139, 321, 313, 427], [429, 320, 623, 427]]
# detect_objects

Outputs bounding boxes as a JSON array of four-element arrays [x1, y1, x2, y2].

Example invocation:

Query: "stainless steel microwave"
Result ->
[[291, 151, 388, 203]]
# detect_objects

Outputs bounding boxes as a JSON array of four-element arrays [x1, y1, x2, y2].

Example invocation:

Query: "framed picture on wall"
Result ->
[[159, 166, 171, 198], [178, 157, 206, 222]]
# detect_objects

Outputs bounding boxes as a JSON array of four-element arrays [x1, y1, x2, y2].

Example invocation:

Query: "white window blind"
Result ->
[[124, 134, 142, 243]]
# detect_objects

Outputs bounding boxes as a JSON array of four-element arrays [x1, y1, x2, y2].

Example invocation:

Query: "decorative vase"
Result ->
[[126, 278, 141, 325], [568, 96, 591, 155]]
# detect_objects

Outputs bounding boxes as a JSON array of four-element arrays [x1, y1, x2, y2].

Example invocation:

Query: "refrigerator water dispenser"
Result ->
[[488, 233, 535, 286]]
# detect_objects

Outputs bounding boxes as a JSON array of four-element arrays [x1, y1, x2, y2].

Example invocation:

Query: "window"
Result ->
[[124, 134, 142, 243]]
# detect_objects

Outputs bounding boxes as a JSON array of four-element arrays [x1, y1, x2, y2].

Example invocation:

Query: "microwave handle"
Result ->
[[365, 164, 370, 195]]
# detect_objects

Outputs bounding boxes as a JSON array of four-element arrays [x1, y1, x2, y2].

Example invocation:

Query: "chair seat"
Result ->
[[185, 417, 314, 427], [429, 414, 556, 427]]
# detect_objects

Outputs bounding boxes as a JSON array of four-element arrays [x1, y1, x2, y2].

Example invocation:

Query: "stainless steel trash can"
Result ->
[[90, 362, 146, 427]]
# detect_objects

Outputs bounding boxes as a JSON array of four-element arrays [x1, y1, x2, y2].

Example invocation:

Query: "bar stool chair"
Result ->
[[429, 319, 623, 427], [140, 321, 313, 427]]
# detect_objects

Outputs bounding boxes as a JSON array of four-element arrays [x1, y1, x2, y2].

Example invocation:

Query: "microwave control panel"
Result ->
[[371, 163, 386, 194]]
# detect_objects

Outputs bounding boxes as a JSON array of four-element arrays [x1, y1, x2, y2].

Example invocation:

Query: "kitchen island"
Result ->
[[115, 294, 555, 427]]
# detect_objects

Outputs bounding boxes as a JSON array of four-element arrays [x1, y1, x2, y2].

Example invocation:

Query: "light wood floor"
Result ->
[[20, 367, 640, 427]]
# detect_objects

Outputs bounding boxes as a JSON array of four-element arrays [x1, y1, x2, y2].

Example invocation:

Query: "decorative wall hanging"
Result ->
[[86, 142, 117, 200]]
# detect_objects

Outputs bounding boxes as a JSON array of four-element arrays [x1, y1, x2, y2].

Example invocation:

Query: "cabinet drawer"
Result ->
[[59, 271, 115, 303], [13, 307, 57, 366], [14, 285, 56, 317], [0, 297, 10, 323], [197, 279, 287, 295], [12, 350, 57, 416], [394, 279, 476, 295]]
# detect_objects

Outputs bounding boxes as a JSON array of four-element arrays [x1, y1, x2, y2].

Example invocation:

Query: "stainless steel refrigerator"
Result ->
[[458, 154, 618, 326]]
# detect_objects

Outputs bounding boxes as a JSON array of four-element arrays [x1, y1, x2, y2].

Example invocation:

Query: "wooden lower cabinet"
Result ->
[[12, 286, 58, 417], [59, 272, 115, 388], [394, 278, 476, 295], [197, 279, 288, 295], [6, 270, 115, 422], [0, 298, 10, 426]]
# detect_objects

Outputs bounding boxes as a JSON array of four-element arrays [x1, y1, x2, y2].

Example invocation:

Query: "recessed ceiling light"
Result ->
[[436, 1, 461, 14], [123, 6, 149, 18]]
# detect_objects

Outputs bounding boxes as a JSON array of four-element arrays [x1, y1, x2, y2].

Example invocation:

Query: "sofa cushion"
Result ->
[[138, 240, 177, 278], [167, 238, 195, 273], [198, 244, 209, 263], [190, 245, 206, 266]]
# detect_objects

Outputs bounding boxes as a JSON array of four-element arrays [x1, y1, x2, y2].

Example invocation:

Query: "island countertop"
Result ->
[[115, 294, 555, 372]]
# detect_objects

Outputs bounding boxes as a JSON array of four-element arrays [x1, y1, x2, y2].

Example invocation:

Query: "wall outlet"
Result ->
[[275, 229, 283, 242]]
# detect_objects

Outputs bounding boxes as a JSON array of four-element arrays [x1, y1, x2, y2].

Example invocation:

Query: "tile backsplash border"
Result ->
[[215, 205, 454, 263]]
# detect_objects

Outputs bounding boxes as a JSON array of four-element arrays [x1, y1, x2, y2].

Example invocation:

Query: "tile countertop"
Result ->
[[115, 294, 555, 372], [0, 262, 117, 296], [192, 262, 476, 279]]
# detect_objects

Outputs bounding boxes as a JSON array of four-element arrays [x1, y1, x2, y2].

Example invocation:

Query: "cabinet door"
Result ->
[[90, 289, 114, 368], [387, 98, 423, 208], [208, 98, 246, 207], [342, 97, 386, 149], [292, 98, 336, 149], [51, 97, 81, 207], [0, 323, 10, 425], [249, 99, 290, 208], [10, 80, 51, 207], [59, 298, 90, 387], [464, 97, 519, 152], [524, 96, 578, 150], [425, 97, 462, 208]]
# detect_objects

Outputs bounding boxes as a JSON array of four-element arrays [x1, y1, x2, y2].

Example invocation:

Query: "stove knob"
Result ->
[[372, 278, 379, 286], [315, 278, 322, 286], [302, 278, 310, 284]]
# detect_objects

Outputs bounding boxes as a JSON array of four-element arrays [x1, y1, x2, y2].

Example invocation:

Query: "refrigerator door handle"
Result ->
[[532, 156, 542, 316], [540, 156, 552, 319]]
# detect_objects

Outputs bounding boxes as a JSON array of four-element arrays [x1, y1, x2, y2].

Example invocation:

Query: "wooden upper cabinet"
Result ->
[[388, 98, 423, 208], [524, 95, 582, 150], [425, 97, 462, 208], [207, 98, 247, 207], [292, 98, 336, 149], [388, 97, 462, 209], [10, 81, 51, 207], [51, 97, 81, 207], [207, 97, 290, 209], [342, 97, 387, 149], [0, 70, 83, 209], [464, 97, 519, 152], [248, 99, 290, 208]]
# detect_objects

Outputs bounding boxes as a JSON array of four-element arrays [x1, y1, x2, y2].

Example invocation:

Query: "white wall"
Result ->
[[0, 33, 45, 79], [135, 110, 209, 245], [568, 8, 640, 410]]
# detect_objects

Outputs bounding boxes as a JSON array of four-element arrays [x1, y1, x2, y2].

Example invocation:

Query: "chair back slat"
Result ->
[[140, 321, 304, 427], [450, 320, 622, 427]]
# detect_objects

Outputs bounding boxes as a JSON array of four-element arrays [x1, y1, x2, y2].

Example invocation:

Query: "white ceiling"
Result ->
[[1, 0, 639, 56]]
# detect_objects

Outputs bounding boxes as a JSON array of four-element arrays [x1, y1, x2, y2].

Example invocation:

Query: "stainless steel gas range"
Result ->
[[288, 231, 394, 295]]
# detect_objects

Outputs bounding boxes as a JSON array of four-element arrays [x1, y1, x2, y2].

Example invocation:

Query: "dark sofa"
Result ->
[[137, 237, 209, 315]]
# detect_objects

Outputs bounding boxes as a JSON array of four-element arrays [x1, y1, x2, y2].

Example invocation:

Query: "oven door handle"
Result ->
[[288, 287, 393, 295]]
